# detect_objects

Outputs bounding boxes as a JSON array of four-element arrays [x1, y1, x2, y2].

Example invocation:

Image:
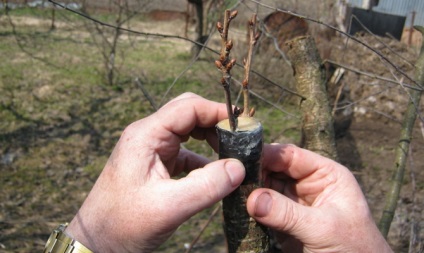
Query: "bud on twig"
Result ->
[[226, 58, 236, 70], [234, 107, 244, 117], [230, 10, 238, 20], [221, 77, 226, 85], [226, 40, 233, 51], [216, 22, 223, 33], [215, 60, 223, 69], [254, 32, 261, 45], [254, 32, 261, 41], [249, 108, 255, 117]]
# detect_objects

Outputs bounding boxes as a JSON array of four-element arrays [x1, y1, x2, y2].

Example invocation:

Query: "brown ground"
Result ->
[[337, 118, 424, 252]]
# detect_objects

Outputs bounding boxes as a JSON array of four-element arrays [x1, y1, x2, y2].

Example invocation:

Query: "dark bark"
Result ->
[[188, 0, 205, 56], [217, 117, 270, 253]]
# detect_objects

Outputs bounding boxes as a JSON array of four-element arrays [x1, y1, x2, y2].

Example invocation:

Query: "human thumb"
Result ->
[[163, 159, 245, 222], [247, 189, 316, 240]]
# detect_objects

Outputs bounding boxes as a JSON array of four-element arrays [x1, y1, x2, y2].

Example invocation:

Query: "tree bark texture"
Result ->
[[287, 36, 338, 161], [378, 26, 424, 238], [216, 117, 270, 253]]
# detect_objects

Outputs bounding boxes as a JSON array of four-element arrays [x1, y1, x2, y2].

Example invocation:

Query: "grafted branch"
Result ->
[[215, 9, 238, 131]]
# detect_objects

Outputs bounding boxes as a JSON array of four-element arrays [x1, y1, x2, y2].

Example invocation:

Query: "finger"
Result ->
[[171, 149, 210, 176], [162, 92, 202, 107], [190, 127, 219, 152], [117, 94, 227, 165], [262, 144, 343, 180], [156, 94, 228, 136], [246, 188, 323, 242], [158, 159, 245, 222]]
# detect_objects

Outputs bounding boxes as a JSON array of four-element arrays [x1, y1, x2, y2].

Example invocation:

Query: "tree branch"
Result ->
[[378, 26, 424, 238]]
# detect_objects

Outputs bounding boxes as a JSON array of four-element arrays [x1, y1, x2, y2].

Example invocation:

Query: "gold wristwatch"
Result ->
[[44, 223, 93, 253]]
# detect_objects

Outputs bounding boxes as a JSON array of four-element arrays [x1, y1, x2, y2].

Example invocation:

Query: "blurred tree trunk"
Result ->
[[287, 36, 338, 160], [188, 0, 205, 56]]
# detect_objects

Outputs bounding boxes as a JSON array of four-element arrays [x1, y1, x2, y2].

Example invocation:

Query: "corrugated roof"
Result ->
[[347, 0, 424, 26]]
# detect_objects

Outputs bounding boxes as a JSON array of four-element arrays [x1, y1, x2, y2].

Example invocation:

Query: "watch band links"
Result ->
[[44, 223, 93, 253]]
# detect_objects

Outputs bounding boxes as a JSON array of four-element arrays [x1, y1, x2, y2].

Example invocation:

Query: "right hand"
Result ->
[[247, 144, 393, 253]]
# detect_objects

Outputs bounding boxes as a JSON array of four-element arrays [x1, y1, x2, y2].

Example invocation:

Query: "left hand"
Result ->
[[65, 93, 246, 252]]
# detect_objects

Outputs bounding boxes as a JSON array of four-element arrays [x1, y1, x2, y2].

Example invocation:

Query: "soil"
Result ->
[[337, 118, 424, 253]]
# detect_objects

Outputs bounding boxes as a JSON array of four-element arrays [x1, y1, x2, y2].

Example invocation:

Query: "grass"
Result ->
[[0, 8, 300, 252]]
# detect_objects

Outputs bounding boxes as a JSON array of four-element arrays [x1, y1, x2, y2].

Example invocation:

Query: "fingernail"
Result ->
[[225, 159, 245, 187], [254, 192, 272, 217]]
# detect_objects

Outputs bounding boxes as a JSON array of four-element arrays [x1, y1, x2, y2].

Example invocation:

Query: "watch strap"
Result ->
[[44, 223, 93, 253]]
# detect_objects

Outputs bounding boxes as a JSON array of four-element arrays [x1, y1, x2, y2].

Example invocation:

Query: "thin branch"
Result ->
[[232, 78, 299, 118], [350, 15, 415, 67], [255, 19, 291, 66], [135, 77, 158, 111], [251, 68, 305, 99], [184, 205, 221, 253], [378, 26, 424, 238], [388, 69, 424, 124], [215, 9, 238, 131], [48, 0, 205, 47], [248, 89, 298, 118], [324, 60, 422, 91], [159, 29, 215, 107], [5, 10, 65, 71], [241, 13, 260, 117], [48, 0, 306, 102]]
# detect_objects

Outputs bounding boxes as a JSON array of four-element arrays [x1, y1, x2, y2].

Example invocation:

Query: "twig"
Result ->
[[48, 0, 206, 48], [329, 67, 346, 116], [256, 24, 291, 66], [323, 59, 422, 91], [232, 79, 299, 118], [241, 14, 260, 117], [48, 0, 306, 103], [135, 77, 158, 111], [159, 33, 213, 107], [5, 9, 65, 71], [184, 205, 221, 253], [388, 69, 424, 124], [351, 15, 415, 67], [215, 9, 238, 131], [248, 89, 298, 118]]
